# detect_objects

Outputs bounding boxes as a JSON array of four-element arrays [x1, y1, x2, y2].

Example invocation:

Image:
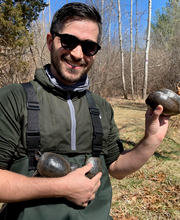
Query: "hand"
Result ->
[[145, 105, 169, 143], [62, 163, 102, 207]]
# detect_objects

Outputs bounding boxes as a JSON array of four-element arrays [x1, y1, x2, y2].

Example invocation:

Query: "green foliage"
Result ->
[[151, 0, 180, 49], [0, 0, 48, 48], [0, 0, 48, 86], [13, 0, 48, 28]]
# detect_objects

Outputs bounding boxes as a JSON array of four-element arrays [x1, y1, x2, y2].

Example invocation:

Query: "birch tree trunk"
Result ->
[[101, 0, 104, 24], [108, 0, 113, 45], [143, 0, 152, 99], [135, 0, 138, 97], [117, 0, 127, 99], [130, 0, 134, 99], [135, 0, 138, 53], [108, 18, 111, 44], [49, 0, 51, 28], [42, 9, 45, 37]]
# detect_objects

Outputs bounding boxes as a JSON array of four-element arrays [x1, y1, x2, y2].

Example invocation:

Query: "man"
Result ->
[[0, 2, 169, 220]]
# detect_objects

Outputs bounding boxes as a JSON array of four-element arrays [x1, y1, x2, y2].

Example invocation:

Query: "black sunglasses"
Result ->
[[52, 32, 101, 56]]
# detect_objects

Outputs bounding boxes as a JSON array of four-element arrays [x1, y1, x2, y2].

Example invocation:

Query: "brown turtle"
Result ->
[[36, 152, 71, 177], [85, 157, 102, 179], [145, 88, 180, 116], [34, 152, 102, 179]]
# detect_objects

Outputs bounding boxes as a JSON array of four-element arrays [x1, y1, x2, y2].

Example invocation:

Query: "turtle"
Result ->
[[33, 152, 102, 179], [145, 88, 180, 116], [35, 152, 71, 177], [85, 157, 102, 179]]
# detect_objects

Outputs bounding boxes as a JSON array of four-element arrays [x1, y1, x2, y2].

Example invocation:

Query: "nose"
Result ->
[[70, 45, 84, 60]]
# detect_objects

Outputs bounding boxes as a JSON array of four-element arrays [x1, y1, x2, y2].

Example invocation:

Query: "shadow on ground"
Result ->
[[111, 101, 147, 112]]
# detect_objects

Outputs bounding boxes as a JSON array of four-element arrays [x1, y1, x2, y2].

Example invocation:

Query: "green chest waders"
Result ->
[[2, 83, 113, 220]]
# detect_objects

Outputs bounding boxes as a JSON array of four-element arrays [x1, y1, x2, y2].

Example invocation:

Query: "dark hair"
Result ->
[[50, 2, 102, 43]]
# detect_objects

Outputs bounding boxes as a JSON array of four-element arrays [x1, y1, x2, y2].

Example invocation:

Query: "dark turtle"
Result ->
[[35, 152, 102, 179], [85, 157, 102, 179], [37, 152, 71, 177], [145, 89, 180, 116]]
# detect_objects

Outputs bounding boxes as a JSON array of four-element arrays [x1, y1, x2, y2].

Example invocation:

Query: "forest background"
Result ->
[[0, 0, 180, 98]]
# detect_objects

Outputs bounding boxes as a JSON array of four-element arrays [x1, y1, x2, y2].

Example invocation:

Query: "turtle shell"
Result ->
[[145, 89, 180, 116], [37, 152, 71, 177], [85, 157, 102, 179]]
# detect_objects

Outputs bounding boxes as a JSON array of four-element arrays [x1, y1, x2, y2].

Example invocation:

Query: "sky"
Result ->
[[43, 0, 168, 25], [40, 0, 169, 47], [139, 0, 167, 16]]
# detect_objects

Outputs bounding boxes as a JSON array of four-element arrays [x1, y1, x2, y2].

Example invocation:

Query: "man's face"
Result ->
[[47, 19, 99, 85]]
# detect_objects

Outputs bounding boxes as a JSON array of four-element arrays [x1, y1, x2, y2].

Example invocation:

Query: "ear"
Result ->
[[47, 32, 53, 51]]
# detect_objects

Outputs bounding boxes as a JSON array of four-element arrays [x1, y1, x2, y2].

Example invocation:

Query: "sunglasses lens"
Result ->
[[60, 34, 79, 50], [83, 41, 100, 56]]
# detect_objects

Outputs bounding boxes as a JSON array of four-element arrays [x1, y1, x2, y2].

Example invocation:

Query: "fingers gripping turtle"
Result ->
[[34, 152, 102, 179]]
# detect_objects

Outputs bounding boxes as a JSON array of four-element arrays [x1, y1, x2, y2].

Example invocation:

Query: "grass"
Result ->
[[109, 98, 180, 220]]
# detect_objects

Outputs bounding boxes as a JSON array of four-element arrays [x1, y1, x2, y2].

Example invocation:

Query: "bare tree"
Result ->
[[101, 0, 104, 23], [42, 9, 45, 35], [134, 0, 138, 97], [135, 0, 138, 53], [107, 1, 114, 46], [143, 0, 152, 99], [108, 18, 111, 44], [117, 0, 127, 99], [49, 0, 51, 28], [130, 0, 134, 99]]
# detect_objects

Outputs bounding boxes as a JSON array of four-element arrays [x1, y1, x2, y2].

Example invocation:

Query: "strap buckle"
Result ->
[[27, 101, 40, 110], [89, 107, 100, 115], [26, 130, 40, 136]]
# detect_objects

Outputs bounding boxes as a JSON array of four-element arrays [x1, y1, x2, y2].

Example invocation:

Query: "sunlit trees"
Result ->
[[151, 0, 180, 90], [143, 0, 152, 99], [0, 0, 47, 85]]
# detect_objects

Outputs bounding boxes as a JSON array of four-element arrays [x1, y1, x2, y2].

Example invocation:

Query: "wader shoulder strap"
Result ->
[[86, 90, 103, 157], [21, 82, 40, 171]]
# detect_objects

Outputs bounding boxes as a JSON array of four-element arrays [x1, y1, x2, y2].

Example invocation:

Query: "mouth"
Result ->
[[63, 57, 85, 69]]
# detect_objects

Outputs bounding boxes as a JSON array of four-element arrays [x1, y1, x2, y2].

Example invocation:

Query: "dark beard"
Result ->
[[50, 47, 87, 84]]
